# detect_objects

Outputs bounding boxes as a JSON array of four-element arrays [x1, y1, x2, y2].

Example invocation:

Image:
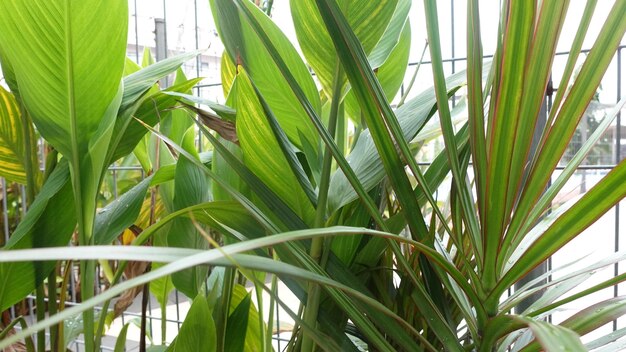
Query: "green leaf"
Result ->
[[110, 51, 205, 163], [0, 0, 127, 166], [519, 297, 626, 352], [482, 315, 585, 352], [343, 19, 411, 122], [63, 311, 100, 349], [329, 70, 469, 211], [112, 77, 203, 164], [114, 323, 130, 352], [173, 295, 217, 352], [497, 159, 626, 297], [168, 128, 211, 298], [210, 0, 321, 152], [0, 160, 75, 312], [159, 69, 195, 145], [506, 0, 626, 262], [212, 82, 247, 202], [0, 226, 437, 351], [291, 0, 398, 97], [93, 175, 153, 245], [225, 285, 260, 352], [120, 50, 202, 113], [367, 0, 411, 68], [0, 86, 39, 185], [481, 1, 537, 284], [233, 70, 316, 225]]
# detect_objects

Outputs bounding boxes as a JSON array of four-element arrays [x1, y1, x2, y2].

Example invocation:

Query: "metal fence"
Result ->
[[1, 0, 625, 350]]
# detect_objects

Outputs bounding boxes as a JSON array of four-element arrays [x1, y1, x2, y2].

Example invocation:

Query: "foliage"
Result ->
[[1, 0, 626, 351]]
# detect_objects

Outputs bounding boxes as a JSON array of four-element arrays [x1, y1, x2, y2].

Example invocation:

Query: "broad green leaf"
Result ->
[[232, 3, 462, 348], [123, 57, 142, 77], [233, 70, 315, 225], [0, 51, 19, 98], [120, 50, 202, 113], [367, 0, 411, 68], [212, 79, 246, 202], [168, 128, 211, 298], [225, 286, 250, 352], [173, 295, 217, 352], [0, 86, 39, 185], [343, 20, 411, 122], [210, 0, 320, 153], [111, 77, 203, 163], [225, 284, 263, 352], [142, 47, 156, 68], [0, 0, 127, 166], [290, 0, 398, 97], [221, 51, 237, 97], [93, 175, 153, 245], [160, 69, 194, 146], [110, 50, 204, 164], [0, 160, 75, 312]]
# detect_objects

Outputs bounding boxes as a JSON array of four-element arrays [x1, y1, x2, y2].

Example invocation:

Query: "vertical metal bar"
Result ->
[[450, 0, 455, 74], [70, 262, 77, 302], [155, 14, 169, 87], [113, 169, 118, 199], [2, 178, 9, 244], [194, 0, 203, 153], [175, 289, 181, 329], [450, 0, 456, 107], [614, 48, 622, 331], [134, 0, 140, 63]]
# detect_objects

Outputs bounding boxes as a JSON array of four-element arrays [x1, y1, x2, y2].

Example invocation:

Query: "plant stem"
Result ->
[[35, 284, 46, 351], [140, 280, 150, 352], [57, 261, 71, 352], [265, 272, 277, 352], [19, 104, 44, 351], [302, 65, 343, 352], [48, 268, 59, 352]]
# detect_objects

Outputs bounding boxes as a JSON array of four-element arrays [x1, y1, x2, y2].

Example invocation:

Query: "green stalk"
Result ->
[[265, 272, 277, 352], [253, 278, 267, 352], [74, 174, 100, 352], [19, 104, 43, 350], [301, 65, 343, 352], [48, 269, 59, 352], [35, 285, 46, 351]]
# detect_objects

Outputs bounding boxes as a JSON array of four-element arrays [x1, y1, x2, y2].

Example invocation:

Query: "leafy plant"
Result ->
[[1, 0, 626, 351]]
